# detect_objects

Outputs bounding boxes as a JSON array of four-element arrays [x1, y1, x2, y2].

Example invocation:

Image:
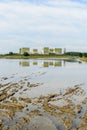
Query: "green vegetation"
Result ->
[[79, 53, 83, 57], [9, 52, 14, 55], [23, 52, 29, 56], [79, 57, 87, 62], [65, 52, 87, 57], [0, 51, 87, 62], [64, 52, 87, 62], [83, 53, 87, 57], [0, 53, 71, 59]]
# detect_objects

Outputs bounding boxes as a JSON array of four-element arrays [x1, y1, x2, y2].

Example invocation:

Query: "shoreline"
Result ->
[[0, 54, 79, 60]]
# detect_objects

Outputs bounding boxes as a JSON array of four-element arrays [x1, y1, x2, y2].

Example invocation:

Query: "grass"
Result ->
[[0, 54, 87, 62], [0, 54, 76, 59], [79, 57, 87, 62]]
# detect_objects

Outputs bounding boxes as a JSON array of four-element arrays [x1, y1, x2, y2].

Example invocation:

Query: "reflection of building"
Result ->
[[42, 47, 49, 54], [19, 48, 30, 54], [42, 61, 62, 67], [54, 48, 62, 54], [42, 62, 49, 67], [19, 60, 63, 67], [54, 61, 62, 67], [19, 61, 30, 67], [33, 61, 38, 65], [32, 49, 38, 54], [49, 62, 54, 66]]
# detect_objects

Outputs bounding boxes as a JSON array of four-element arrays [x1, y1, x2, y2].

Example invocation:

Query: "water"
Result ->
[[0, 58, 87, 98], [0, 58, 87, 130]]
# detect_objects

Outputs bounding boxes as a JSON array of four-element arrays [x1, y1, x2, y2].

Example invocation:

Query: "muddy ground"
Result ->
[[0, 77, 87, 130]]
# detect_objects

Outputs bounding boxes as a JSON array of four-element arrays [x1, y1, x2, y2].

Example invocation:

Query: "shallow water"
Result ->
[[0, 58, 87, 130], [0, 58, 87, 98]]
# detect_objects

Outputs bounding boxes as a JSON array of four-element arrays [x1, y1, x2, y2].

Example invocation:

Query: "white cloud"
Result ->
[[0, 0, 87, 53]]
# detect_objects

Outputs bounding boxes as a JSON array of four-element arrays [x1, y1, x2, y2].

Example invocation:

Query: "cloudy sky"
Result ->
[[0, 0, 87, 53]]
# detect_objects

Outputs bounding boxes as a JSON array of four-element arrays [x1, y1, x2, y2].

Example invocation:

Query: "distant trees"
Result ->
[[65, 52, 84, 57], [23, 52, 29, 56], [79, 53, 83, 57], [83, 53, 87, 57], [9, 52, 14, 55], [8, 52, 19, 55]]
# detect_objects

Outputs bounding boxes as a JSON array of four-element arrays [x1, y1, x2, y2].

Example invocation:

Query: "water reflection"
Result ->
[[19, 59, 81, 67], [54, 62, 62, 67], [42, 62, 49, 67], [33, 61, 38, 65], [19, 61, 30, 67], [49, 62, 54, 66], [42, 61, 62, 67], [19, 60, 62, 67]]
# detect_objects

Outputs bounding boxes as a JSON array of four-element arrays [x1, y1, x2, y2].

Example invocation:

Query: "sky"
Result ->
[[0, 0, 87, 53]]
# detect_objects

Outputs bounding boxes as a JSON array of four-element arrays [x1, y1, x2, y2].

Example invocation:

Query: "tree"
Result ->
[[79, 53, 83, 57], [84, 53, 87, 57], [9, 52, 14, 55], [23, 52, 29, 56]]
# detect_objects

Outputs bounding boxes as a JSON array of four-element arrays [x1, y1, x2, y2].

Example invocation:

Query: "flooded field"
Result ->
[[0, 59, 87, 130]]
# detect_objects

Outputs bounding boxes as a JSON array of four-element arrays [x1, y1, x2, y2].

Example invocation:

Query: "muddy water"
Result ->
[[0, 59, 87, 130]]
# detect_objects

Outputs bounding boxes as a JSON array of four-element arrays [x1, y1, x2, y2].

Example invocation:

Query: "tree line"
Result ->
[[65, 52, 87, 57]]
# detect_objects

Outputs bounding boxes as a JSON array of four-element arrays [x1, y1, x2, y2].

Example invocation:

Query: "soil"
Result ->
[[0, 77, 87, 130]]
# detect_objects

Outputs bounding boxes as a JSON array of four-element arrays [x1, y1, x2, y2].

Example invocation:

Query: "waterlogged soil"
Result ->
[[0, 77, 87, 130]]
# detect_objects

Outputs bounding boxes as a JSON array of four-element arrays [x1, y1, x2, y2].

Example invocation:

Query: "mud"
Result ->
[[0, 78, 87, 130]]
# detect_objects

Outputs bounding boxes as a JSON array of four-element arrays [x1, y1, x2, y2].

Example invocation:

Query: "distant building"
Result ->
[[32, 49, 38, 54], [42, 47, 49, 54], [54, 48, 62, 54], [19, 47, 62, 55], [19, 48, 30, 54], [49, 49, 54, 54]]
